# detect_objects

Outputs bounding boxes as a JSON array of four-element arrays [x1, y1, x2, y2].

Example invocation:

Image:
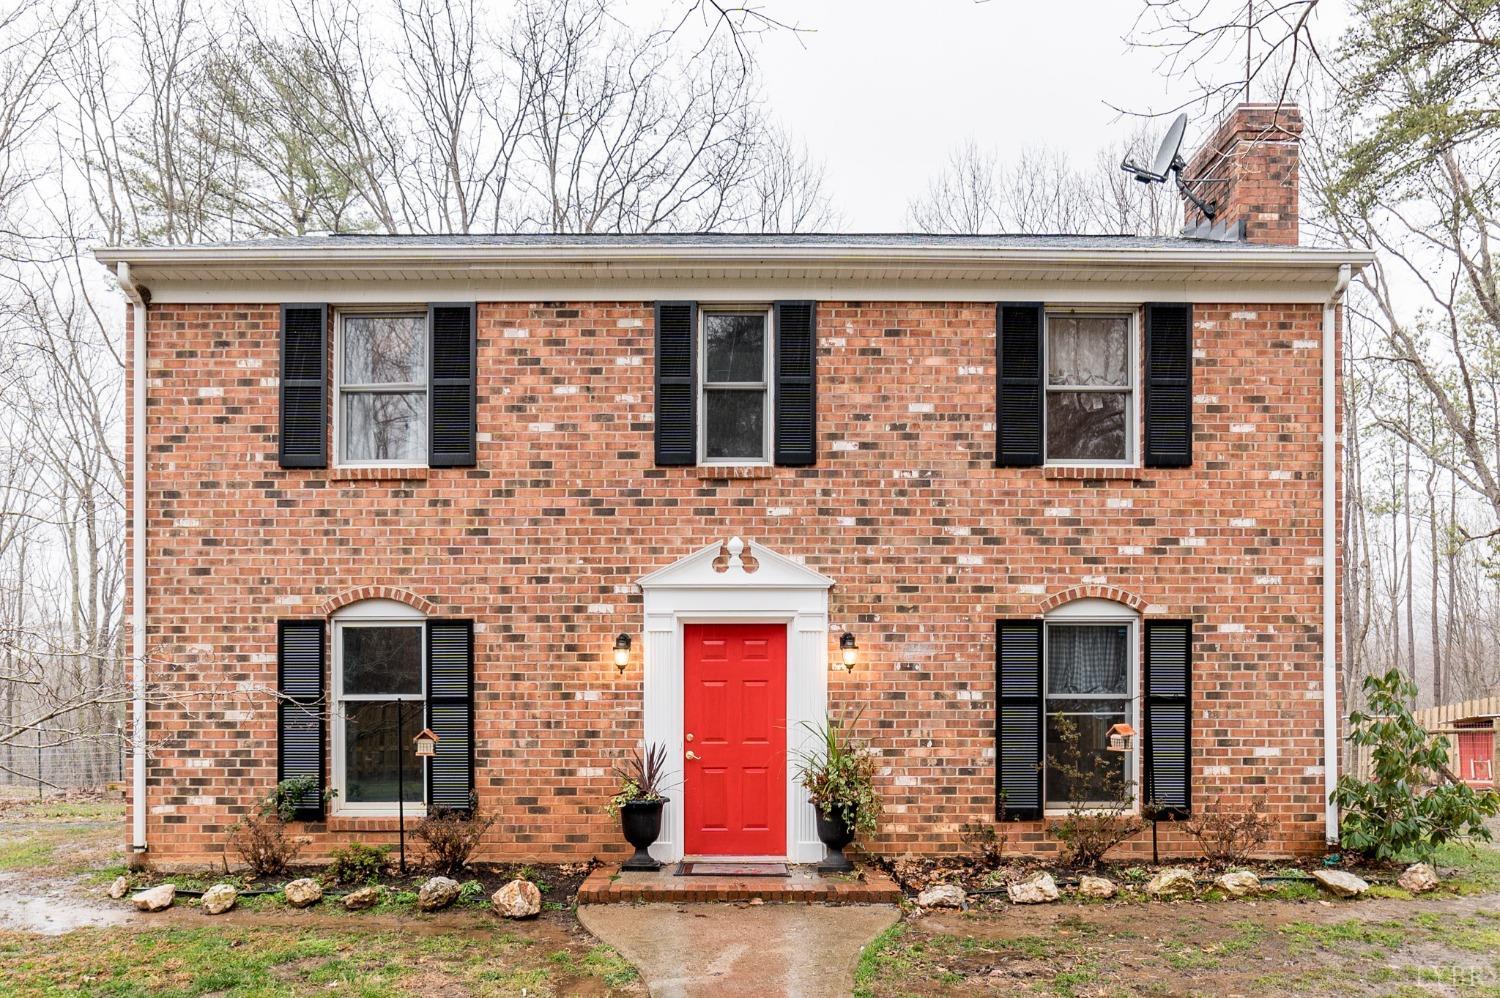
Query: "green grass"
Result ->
[[1282, 918, 1415, 954], [0, 838, 55, 871], [852, 923, 908, 998], [0, 921, 639, 997]]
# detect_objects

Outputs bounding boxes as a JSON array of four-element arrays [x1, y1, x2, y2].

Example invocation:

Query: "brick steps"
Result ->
[[577, 863, 902, 904]]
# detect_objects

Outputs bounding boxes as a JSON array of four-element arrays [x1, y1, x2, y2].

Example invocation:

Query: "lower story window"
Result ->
[[1044, 623, 1132, 808], [335, 618, 426, 812]]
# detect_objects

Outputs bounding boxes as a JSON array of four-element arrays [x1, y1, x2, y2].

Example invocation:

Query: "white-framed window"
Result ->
[[699, 308, 773, 464], [1043, 599, 1137, 811], [331, 599, 426, 816], [1044, 311, 1136, 465], [335, 310, 428, 466]]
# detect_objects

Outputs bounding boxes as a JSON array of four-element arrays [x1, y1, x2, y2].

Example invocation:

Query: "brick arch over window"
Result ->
[[1037, 585, 1151, 615], [319, 586, 438, 618]]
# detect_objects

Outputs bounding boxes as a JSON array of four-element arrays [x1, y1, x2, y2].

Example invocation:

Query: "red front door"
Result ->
[[683, 623, 787, 856]]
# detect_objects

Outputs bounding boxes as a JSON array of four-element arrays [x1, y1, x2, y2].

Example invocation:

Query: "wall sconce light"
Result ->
[[1106, 722, 1136, 753], [613, 633, 633, 674], [839, 631, 859, 671]]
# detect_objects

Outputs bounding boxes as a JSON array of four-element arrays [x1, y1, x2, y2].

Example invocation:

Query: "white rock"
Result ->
[[1077, 875, 1117, 899], [201, 884, 238, 915], [132, 884, 176, 911], [283, 877, 324, 907], [1145, 868, 1197, 898], [107, 876, 130, 900], [1213, 871, 1261, 897], [343, 885, 382, 910], [491, 879, 541, 919], [1007, 872, 1059, 904], [1398, 863, 1439, 894], [916, 883, 967, 908], [417, 876, 462, 912], [1311, 869, 1369, 898]]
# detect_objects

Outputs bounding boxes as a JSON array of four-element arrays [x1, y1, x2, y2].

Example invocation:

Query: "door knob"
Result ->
[[686, 750, 700, 760], [685, 732, 694, 742]]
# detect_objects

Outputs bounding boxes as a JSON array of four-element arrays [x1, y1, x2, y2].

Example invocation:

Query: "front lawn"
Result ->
[[0, 791, 642, 997], [0, 919, 640, 996], [855, 843, 1500, 997]]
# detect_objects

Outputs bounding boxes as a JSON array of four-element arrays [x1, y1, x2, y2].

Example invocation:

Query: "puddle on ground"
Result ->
[[0, 872, 131, 935]]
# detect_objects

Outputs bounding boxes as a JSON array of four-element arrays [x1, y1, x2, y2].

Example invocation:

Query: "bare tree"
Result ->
[[906, 125, 1183, 236]]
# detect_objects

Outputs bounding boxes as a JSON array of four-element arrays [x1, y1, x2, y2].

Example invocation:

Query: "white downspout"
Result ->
[[118, 262, 148, 857], [1323, 263, 1351, 846]]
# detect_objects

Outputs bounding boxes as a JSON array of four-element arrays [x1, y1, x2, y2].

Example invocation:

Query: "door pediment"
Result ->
[[637, 537, 835, 592]]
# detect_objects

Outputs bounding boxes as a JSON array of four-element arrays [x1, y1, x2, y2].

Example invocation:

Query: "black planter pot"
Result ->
[[814, 807, 856, 873], [619, 799, 666, 871]]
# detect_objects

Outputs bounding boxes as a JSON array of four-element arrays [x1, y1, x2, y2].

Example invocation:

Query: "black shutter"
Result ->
[[1144, 303, 1193, 468], [1144, 619, 1192, 818], [996, 303, 1044, 467], [996, 620, 1043, 820], [279, 304, 327, 468], [654, 301, 697, 465], [773, 300, 817, 466], [429, 303, 477, 467], [277, 620, 326, 820], [426, 620, 475, 813]]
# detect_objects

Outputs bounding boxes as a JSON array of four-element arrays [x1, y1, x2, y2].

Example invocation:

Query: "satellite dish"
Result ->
[[1120, 112, 1218, 220], [1150, 114, 1188, 178]]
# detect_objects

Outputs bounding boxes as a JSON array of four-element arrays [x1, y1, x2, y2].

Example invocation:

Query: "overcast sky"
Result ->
[[697, 0, 1350, 229]]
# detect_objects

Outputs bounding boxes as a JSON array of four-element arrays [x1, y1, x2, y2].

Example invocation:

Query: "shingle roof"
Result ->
[[175, 231, 1311, 252]]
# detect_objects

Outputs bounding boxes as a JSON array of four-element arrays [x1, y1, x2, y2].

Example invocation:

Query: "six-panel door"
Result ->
[[682, 623, 788, 856]]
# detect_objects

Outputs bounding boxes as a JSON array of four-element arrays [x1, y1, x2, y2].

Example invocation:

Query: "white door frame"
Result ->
[[637, 538, 833, 864]]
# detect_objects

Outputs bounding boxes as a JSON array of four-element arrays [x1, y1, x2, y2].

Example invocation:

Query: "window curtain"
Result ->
[[1047, 625, 1128, 694]]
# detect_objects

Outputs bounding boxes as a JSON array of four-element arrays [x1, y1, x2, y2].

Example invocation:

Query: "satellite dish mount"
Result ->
[[1120, 113, 1217, 221]]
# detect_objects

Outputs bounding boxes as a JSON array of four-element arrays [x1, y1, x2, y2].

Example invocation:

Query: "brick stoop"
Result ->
[[577, 864, 902, 904]]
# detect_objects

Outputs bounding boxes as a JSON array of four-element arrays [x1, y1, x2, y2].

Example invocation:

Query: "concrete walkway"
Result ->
[[579, 902, 900, 997]]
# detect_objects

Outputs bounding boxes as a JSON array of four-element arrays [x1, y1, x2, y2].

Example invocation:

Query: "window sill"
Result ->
[[328, 812, 426, 831], [693, 465, 775, 480], [330, 466, 431, 482], [1043, 466, 1146, 482]]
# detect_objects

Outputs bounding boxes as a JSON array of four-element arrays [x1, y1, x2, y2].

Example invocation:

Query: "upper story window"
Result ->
[[1045, 313, 1134, 464], [337, 312, 428, 465], [700, 309, 772, 464]]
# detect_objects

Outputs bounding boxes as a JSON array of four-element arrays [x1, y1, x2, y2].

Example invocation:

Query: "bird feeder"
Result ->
[[413, 728, 440, 758]]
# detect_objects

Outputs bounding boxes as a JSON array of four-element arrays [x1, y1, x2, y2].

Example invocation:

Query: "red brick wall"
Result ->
[[126, 299, 1336, 866]]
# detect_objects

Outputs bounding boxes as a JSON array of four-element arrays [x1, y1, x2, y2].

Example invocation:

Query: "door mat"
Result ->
[[675, 862, 790, 877]]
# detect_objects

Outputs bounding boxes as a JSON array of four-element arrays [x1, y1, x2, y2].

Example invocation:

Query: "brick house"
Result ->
[[99, 104, 1370, 868]]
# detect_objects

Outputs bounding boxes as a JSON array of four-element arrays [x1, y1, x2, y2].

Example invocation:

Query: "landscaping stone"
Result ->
[[343, 886, 383, 910], [201, 884, 238, 915], [107, 876, 130, 900], [1214, 871, 1261, 897], [1077, 875, 1117, 899], [491, 879, 541, 919], [283, 878, 324, 907], [916, 883, 967, 908], [418, 876, 462, 912], [1311, 869, 1369, 898], [1145, 868, 1196, 898], [1398, 863, 1439, 894], [131, 884, 175, 912], [1007, 872, 1059, 904]]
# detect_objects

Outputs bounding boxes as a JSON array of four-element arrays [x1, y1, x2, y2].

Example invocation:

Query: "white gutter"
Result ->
[[117, 261, 148, 857], [93, 241, 1376, 272], [1323, 262, 1351, 845]]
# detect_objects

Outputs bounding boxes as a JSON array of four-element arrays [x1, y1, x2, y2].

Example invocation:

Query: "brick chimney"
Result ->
[[1182, 103, 1302, 245]]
